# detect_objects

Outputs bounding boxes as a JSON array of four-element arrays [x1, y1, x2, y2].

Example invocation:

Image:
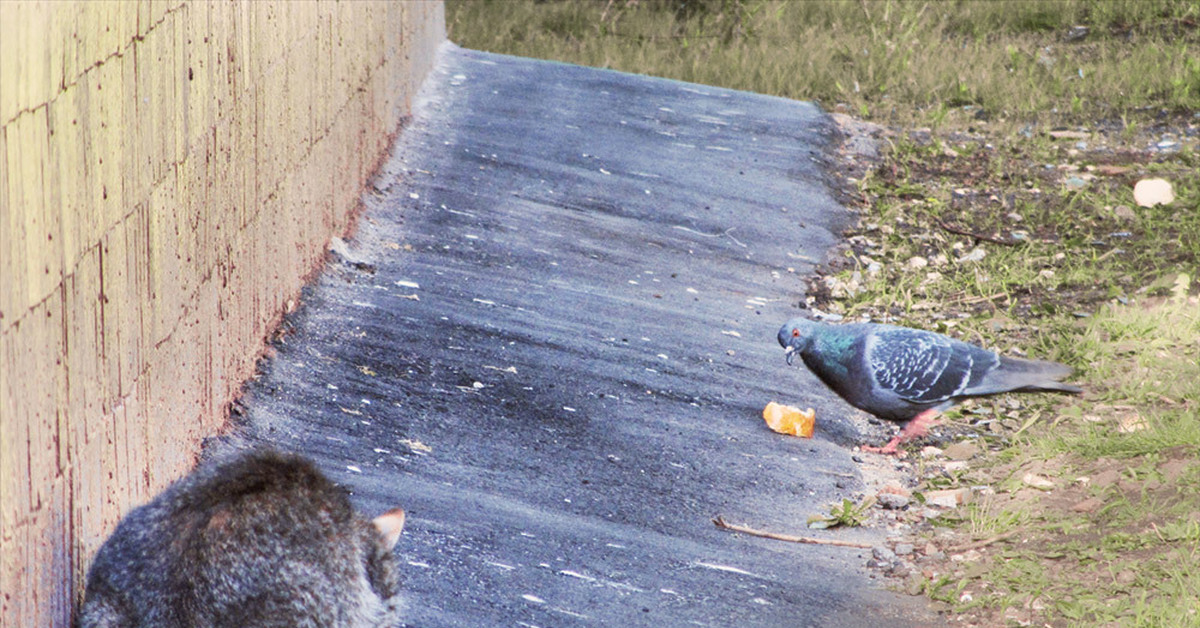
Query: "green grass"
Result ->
[[1042, 292, 1200, 459], [449, 0, 1200, 125], [913, 294, 1200, 625]]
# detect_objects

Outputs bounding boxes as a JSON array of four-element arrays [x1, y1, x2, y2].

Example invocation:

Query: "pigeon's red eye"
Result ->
[[792, 328, 800, 337]]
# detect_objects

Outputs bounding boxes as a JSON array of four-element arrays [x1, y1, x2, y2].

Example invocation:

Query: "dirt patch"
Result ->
[[843, 441, 1197, 626]]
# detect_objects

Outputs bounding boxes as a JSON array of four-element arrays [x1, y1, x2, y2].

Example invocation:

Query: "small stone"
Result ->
[[1133, 178, 1174, 207], [950, 549, 983, 562], [956, 248, 986, 264], [873, 546, 897, 562], [942, 460, 969, 472], [907, 256, 929, 269], [877, 493, 911, 510], [887, 562, 912, 577], [894, 543, 914, 556], [943, 441, 980, 461], [1071, 497, 1103, 513]]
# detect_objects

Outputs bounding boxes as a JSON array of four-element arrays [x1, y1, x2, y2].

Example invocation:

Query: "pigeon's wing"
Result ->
[[866, 328, 999, 404]]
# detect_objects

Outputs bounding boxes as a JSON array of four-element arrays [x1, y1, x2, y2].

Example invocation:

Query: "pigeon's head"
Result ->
[[777, 317, 818, 365]]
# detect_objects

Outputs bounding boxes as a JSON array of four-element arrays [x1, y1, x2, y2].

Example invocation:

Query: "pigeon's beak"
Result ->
[[784, 345, 797, 366]]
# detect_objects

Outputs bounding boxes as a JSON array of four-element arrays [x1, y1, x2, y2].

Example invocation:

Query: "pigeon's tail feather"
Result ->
[[965, 356, 1082, 397]]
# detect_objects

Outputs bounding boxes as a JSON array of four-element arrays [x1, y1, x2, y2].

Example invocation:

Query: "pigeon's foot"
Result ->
[[862, 409, 941, 456], [860, 439, 902, 456]]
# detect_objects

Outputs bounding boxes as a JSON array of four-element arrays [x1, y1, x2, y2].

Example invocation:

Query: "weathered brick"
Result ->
[[0, 4, 444, 626]]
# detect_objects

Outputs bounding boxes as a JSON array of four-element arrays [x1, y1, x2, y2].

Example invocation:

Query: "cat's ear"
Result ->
[[372, 508, 405, 550]]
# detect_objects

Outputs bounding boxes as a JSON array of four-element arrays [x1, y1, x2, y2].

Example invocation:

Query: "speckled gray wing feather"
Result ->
[[866, 328, 999, 405]]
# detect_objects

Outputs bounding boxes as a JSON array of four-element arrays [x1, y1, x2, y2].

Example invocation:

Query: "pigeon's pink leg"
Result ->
[[861, 408, 941, 456]]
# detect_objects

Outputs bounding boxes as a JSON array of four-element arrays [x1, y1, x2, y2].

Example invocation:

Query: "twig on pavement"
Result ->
[[712, 516, 873, 548]]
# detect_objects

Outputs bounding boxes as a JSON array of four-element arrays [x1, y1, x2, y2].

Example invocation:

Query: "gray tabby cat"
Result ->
[[77, 449, 405, 627]]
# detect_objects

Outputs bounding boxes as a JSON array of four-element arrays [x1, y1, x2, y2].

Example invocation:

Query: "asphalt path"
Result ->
[[234, 43, 934, 627]]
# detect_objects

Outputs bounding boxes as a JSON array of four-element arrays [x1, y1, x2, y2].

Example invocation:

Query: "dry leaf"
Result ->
[[1117, 412, 1148, 433], [925, 488, 972, 508], [1022, 472, 1055, 490]]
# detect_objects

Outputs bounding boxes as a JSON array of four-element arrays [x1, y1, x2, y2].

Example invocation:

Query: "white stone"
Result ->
[[1133, 178, 1174, 207]]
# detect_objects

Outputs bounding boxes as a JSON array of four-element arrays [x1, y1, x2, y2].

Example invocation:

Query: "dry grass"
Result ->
[[449, 0, 1199, 126]]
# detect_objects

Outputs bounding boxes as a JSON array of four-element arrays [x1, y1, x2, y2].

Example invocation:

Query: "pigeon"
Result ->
[[777, 317, 1081, 454]]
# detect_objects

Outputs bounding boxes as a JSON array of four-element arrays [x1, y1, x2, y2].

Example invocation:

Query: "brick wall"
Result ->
[[0, 2, 445, 625]]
